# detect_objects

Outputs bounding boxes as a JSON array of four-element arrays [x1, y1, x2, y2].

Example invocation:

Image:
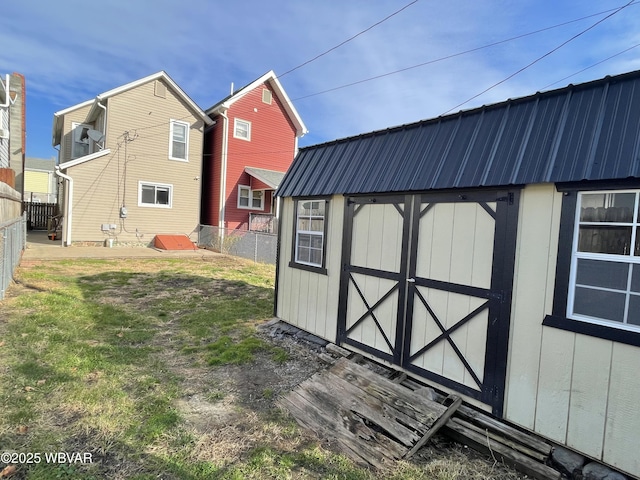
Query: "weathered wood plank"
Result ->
[[404, 395, 462, 459], [443, 420, 561, 480], [330, 358, 447, 424], [279, 382, 407, 468]]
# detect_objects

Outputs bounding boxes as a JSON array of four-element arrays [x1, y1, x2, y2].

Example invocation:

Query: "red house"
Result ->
[[201, 71, 307, 233]]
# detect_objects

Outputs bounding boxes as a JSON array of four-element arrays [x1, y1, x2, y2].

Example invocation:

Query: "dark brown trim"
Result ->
[[287, 261, 327, 276], [543, 315, 640, 347]]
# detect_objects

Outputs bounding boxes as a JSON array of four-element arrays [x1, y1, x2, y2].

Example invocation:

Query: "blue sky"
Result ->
[[2, 0, 639, 160]]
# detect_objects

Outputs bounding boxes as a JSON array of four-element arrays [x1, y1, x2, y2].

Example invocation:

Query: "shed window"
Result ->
[[292, 199, 328, 272], [169, 120, 189, 161], [545, 187, 640, 347], [138, 181, 172, 208], [568, 191, 640, 328]]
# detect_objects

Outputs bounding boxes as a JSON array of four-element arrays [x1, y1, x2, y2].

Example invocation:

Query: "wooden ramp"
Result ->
[[278, 357, 461, 469]]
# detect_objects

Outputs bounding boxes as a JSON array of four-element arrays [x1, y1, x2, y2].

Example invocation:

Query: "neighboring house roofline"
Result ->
[[58, 149, 112, 170], [244, 166, 286, 189], [52, 71, 212, 147], [206, 70, 308, 137]]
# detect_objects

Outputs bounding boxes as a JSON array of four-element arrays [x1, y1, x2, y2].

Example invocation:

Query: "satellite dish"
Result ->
[[87, 129, 105, 143]]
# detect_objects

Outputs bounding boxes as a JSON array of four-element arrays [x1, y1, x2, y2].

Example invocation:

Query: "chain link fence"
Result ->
[[0, 214, 27, 299], [198, 225, 277, 264]]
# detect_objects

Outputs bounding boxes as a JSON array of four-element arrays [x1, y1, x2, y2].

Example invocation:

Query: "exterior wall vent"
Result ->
[[154, 80, 166, 98], [262, 89, 272, 105]]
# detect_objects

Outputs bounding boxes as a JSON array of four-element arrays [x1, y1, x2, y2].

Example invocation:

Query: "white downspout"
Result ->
[[218, 109, 229, 244], [97, 100, 107, 149], [55, 166, 73, 246]]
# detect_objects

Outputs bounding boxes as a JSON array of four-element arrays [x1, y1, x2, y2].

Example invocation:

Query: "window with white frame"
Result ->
[[138, 181, 172, 208], [71, 122, 92, 159], [293, 199, 327, 270], [234, 118, 251, 141], [169, 120, 189, 161], [237, 185, 263, 210], [567, 190, 640, 330]]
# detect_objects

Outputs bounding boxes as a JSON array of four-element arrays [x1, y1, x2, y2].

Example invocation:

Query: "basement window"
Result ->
[[291, 198, 328, 273], [545, 187, 640, 347], [138, 181, 172, 208]]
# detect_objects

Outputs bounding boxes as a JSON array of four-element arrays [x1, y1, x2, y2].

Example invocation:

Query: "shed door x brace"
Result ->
[[337, 190, 520, 417]]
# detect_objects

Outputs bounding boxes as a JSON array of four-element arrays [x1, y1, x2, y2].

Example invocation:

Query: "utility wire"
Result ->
[[292, 2, 638, 101], [279, 0, 419, 77], [541, 42, 640, 90], [441, 0, 636, 115]]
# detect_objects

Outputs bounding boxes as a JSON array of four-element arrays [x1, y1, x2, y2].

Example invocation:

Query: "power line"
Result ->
[[441, 0, 636, 115], [292, 3, 639, 102], [541, 42, 640, 90], [279, 0, 419, 77]]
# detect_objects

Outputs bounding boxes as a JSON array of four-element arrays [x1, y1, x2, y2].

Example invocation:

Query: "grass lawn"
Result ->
[[0, 256, 524, 479]]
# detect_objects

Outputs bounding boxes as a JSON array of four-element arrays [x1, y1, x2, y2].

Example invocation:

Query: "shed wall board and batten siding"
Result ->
[[503, 184, 640, 476], [504, 184, 562, 428], [276, 195, 343, 342]]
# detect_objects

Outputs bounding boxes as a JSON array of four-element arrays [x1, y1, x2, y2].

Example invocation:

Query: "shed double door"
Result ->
[[337, 191, 519, 416]]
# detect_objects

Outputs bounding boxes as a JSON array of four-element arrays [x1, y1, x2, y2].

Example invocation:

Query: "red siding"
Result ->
[[223, 83, 297, 230]]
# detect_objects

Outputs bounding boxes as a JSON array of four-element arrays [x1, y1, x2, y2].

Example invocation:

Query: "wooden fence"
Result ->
[[24, 202, 58, 230]]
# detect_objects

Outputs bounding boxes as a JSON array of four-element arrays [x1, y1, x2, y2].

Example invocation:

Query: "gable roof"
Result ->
[[278, 69, 640, 198], [52, 71, 212, 146], [244, 167, 286, 189], [206, 70, 307, 137]]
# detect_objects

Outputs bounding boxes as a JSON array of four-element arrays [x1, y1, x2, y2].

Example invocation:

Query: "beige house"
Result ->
[[52, 72, 212, 246]]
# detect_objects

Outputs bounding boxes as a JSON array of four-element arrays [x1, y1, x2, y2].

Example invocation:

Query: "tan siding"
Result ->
[[505, 184, 562, 428], [24, 171, 50, 194], [64, 80, 204, 243], [276, 196, 343, 343]]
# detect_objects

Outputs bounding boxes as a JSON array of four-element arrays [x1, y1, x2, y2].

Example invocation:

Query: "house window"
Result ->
[[292, 199, 328, 272], [71, 122, 91, 159], [234, 119, 251, 141], [568, 191, 640, 328], [545, 187, 640, 347], [138, 181, 172, 208], [238, 186, 263, 210], [169, 120, 189, 161]]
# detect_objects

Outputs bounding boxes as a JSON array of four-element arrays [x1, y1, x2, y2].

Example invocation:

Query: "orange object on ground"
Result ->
[[153, 234, 197, 250]]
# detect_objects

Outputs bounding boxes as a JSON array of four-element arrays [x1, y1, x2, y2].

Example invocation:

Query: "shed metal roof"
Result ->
[[278, 70, 640, 198]]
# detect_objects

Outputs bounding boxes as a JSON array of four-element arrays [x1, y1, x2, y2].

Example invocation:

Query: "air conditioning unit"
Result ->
[[0, 128, 8, 139]]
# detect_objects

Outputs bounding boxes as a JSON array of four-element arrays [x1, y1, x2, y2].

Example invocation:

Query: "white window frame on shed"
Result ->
[[233, 118, 251, 141], [291, 198, 328, 272], [237, 185, 264, 210], [138, 181, 173, 208], [71, 122, 92, 159], [169, 120, 189, 161], [566, 190, 640, 331]]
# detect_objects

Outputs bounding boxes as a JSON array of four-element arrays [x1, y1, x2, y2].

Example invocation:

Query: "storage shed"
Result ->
[[275, 69, 640, 477]]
